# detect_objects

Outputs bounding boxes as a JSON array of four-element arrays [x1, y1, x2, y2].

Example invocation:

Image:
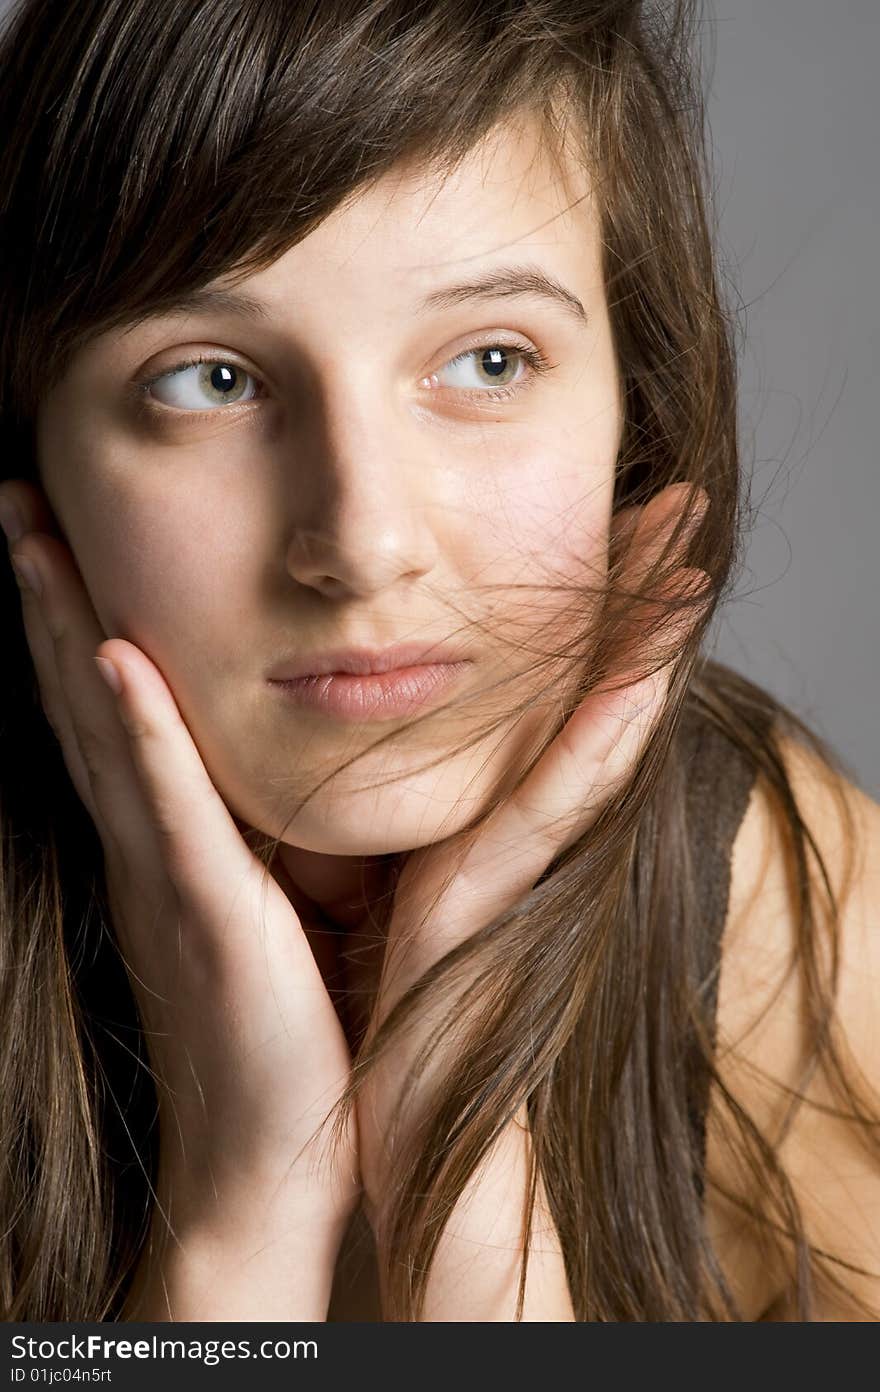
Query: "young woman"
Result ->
[[0, 0, 877, 1323]]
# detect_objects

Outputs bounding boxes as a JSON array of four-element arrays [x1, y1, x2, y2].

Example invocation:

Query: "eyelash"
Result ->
[[132, 339, 554, 416]]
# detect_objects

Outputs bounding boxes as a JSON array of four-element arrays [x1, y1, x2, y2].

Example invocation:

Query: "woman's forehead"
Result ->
[[60, 115, 601, 384], [193, 119, 599, 328], [279, 112, 595, 266]]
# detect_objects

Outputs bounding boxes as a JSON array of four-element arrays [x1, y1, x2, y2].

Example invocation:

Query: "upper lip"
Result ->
[[267, 641, 472, 680]]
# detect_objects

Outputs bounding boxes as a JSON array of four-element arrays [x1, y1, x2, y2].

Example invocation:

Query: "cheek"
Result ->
[[54, 470, 246, 687], [457, 435, 614, 618]]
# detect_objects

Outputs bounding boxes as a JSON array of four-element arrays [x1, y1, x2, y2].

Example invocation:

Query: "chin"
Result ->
[[225, 757, 492, 858], [225, 705, 555, 857], [275, 780, 486, 856]]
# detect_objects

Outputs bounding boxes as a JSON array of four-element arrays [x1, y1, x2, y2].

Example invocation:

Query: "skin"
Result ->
[[31, 112, 626, 925], [4, 110, 878, 1323], [0, 110, 708, 1316]]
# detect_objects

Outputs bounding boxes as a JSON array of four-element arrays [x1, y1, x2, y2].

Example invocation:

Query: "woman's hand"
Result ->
[[0, 482, 360, 1253], [355, 483, 710, 1210]]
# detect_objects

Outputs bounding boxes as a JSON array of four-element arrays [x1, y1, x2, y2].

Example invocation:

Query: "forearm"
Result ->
[[121, 1201, 345, 1322], [423, 1113, 575, 1321], [367, 1109, 575, 1322]]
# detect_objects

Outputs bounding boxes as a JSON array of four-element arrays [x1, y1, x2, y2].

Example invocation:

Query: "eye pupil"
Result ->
[[481, 347, 508, 378], [208, 363, 238, 394]]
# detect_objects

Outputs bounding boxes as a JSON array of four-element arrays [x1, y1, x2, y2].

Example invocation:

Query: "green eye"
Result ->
[[427, 341, 552, 401], [138, 355, 264, 411]]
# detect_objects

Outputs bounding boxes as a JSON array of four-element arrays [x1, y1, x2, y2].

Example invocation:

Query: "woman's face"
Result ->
[[35, 113, 622, 856]]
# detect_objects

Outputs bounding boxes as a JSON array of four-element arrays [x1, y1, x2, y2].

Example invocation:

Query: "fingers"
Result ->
[[609, 484, 710, 683], [387, 484, 712, 972], [390, 650, 672, 980], [7, 528, 158, 860], [608, 503, 642, 572], [625, 483, 708, 590], [86, 644, 328, 997], [498, 488, 710, 848], [609, 483, 706, 584], [91, 637, 259, 906], [1, 490, 255, 920], [605, 483, 711, 671], [3, 490, 362, 1209], [2, 481, 120, 832], [1, 484, 330, 985], [0, 478, 66, 542]]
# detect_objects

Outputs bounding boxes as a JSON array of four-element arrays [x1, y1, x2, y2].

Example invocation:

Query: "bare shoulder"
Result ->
[[704, 731, 880, 1320]]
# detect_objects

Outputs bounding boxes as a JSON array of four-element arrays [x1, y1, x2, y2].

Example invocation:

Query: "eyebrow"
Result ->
[[122, 288, 273, 332], [416, 264, 589, 329], [123, 262, 590, 332]]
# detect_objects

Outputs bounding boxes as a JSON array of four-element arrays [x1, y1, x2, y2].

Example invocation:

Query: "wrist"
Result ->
[[154, 1146, 360, 1243], [124, 1158, 357, 1321], [124, 1208, 346, 1322], [359, 1105, 533, 1234]]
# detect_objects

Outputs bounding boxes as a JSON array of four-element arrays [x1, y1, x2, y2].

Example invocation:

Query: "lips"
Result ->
[[268, 662, 471, 720], [266, 640, 471, 681]]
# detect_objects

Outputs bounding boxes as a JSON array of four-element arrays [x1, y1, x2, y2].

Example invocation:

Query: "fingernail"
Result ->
[[0, 497, 24, 544], [94, 656, 123, 696], [10, 554, 42, 597]]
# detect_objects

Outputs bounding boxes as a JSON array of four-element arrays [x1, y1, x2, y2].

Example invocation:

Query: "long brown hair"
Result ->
[[0, 0, 876, 1321]]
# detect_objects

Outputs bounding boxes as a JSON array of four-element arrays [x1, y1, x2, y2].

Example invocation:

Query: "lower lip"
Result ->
[[267, 662, 471, 720]]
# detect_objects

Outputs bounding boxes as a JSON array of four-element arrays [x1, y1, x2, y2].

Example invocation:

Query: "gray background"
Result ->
[[4, 1, 877, 794], [705, 1, 878, 796]]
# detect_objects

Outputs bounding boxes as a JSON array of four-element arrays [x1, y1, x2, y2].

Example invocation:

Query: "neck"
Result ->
[[259, 842, 402, 1054], [273, 842, 402, 932]]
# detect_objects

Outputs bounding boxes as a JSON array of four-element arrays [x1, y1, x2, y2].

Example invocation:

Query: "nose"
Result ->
[[283, 408, 440, 601]]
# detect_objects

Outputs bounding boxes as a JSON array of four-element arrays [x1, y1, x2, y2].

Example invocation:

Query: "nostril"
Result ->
[[0, 495, 25, 544]]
